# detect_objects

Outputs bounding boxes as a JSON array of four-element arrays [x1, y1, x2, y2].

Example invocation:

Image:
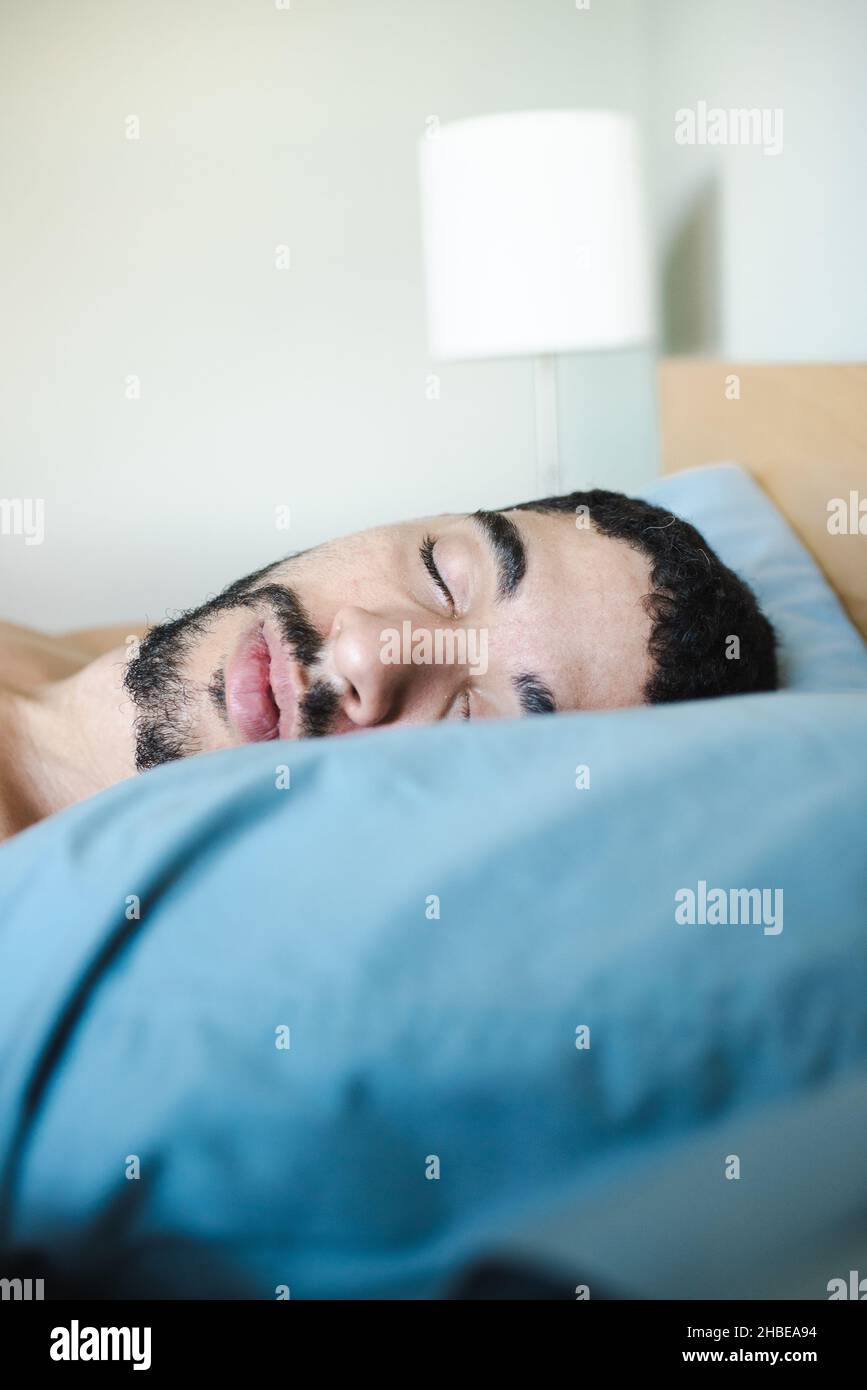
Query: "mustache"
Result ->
[[233, 583, 324, 670], [297, 678, 342, 739]]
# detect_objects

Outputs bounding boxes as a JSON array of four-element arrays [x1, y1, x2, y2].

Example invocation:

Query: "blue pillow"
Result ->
[[640, 463, 867, 692], [1, 688, 865, 1298]]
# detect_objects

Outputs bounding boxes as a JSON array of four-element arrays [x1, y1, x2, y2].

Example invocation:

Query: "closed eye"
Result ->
[[420, 534, 456, 613]]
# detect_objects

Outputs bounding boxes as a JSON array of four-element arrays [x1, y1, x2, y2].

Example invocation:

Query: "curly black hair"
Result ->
[[507, 489, 779, 703]]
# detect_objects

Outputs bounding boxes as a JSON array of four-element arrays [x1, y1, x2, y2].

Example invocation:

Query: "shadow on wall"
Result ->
[[663, 179, 721, 355]]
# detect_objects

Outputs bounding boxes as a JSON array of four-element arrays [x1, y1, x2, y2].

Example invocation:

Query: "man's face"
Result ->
[[124, 508, 653, 770]]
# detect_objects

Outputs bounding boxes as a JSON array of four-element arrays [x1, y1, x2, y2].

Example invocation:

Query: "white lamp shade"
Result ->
[[420, 109, 654, 360]]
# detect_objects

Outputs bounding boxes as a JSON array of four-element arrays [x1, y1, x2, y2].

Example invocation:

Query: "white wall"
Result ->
[[649, 0, 867, 359], [1, 0, 649, 629], [5, 0, 864, 631]]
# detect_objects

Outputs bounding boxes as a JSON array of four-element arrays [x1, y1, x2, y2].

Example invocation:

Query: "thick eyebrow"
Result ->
[[513, 672, 558, 716], [467, 513, 556, 714], [470, 509, 527, 600]]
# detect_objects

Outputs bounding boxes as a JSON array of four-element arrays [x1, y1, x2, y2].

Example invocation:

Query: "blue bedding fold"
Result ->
[[1, 690, 865, 1298]]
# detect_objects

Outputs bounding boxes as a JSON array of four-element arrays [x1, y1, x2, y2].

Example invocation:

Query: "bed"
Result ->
[[0, 362, 864, 1299], [658, 359, 867, 641]]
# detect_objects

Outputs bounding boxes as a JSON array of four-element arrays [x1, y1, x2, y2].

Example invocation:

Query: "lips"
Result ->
[[225, 621, 299, 742]]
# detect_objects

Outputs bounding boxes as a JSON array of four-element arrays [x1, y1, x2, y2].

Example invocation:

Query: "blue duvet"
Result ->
[[0, 689, 865, 1298]]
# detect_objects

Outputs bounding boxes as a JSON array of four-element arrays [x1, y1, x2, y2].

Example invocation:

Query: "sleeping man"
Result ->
[[0, 488, 777, 841]]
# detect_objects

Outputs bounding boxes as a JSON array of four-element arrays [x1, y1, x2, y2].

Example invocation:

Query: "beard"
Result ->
[[123, 560, 342, 772]]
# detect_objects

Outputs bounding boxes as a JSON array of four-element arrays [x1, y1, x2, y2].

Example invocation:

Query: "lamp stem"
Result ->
[[533, 354, 560, 496]]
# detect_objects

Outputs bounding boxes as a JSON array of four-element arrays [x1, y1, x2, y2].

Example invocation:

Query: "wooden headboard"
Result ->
[[658, 359, 867, 642]]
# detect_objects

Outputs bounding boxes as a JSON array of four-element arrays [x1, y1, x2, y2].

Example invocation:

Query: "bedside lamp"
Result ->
[[419, 109, 653, 494]]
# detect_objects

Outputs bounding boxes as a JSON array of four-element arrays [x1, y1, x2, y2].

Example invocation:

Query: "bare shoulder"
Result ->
[[0, 797, 21, 844], [63, 622, 148, 659], [0, 620, 145, 690], [0, 707, 30, 842]]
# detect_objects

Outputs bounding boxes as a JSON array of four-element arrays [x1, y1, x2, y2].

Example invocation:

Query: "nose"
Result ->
[[329, 606, 407, 728]]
